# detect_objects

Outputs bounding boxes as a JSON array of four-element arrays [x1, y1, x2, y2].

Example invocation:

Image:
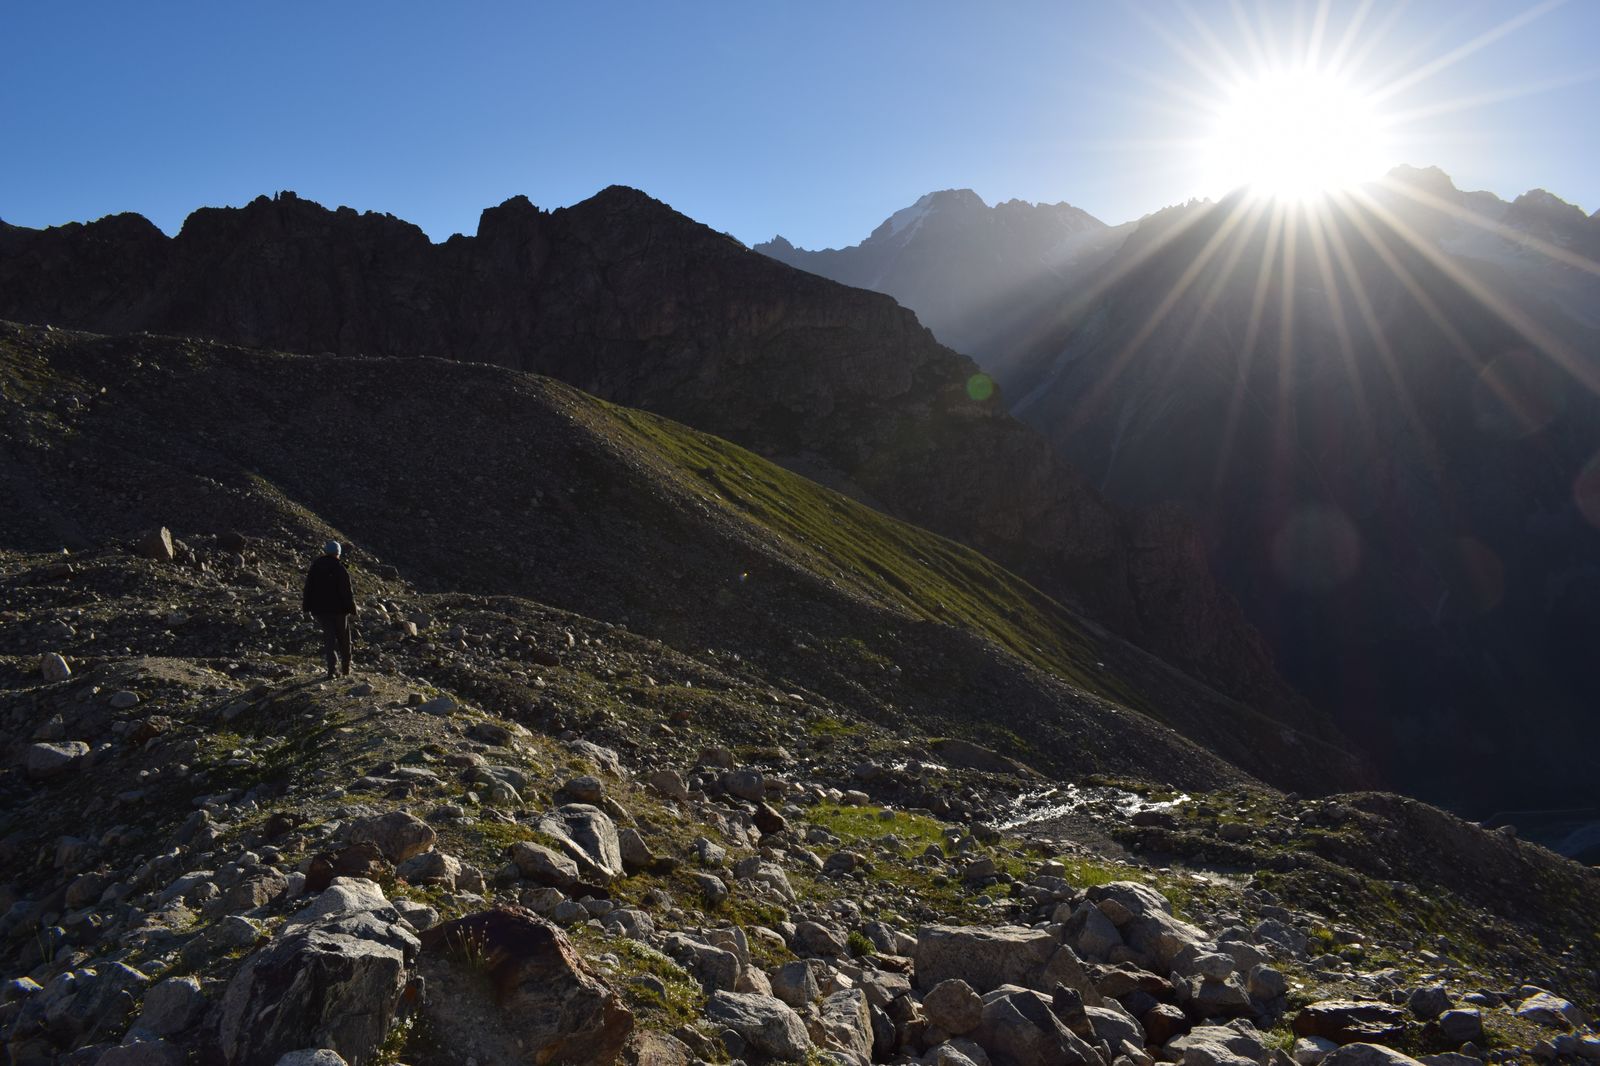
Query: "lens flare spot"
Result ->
[[1271, 503, 1361, 592], [1574, 453, 1600, 530], [1473, 350, 1563, 440], [966, 373, 995, 403], [1455, 536, 1505, 616]]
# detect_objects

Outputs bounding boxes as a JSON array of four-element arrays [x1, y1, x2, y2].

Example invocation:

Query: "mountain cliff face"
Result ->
[[0, 187, 1330, 743], [756, 190, 1128, 386], [790, 169, 1599, 812]]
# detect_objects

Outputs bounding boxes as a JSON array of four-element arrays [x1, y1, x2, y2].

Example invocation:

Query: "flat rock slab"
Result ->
[[1294, 1001, 1409, 1045], [914, 925, 1059, 993]]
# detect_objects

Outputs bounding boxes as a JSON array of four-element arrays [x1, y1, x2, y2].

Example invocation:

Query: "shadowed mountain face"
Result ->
[[764, 167, 1600, 812], [0, 322, 1372, 790], [0, 187, 1331, 744]]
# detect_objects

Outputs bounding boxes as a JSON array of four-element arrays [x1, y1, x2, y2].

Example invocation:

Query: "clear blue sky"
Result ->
[[2, 1, 1596, 249]]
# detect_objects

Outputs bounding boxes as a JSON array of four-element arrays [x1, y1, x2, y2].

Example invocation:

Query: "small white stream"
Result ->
[[994, 782, 1189, 832]]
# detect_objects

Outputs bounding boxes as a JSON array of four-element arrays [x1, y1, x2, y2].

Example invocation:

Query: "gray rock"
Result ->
[[913, 925, 1058, 993], [1408, 986, 1452, 1021], [1086, 1004, 1144, 1051], [665, 933, 742, 993], [274, 1053, 350, 1066], [975, 986, 1100, 1066], [1517, 992, 1581, 1029], [216, 878, 419, 1065], [347, 811, 437, 864], [707, 990, 811, 1062], [695, 836, 728, 868], [1063, 900, 1123, 960], [25, 740, 91, 780], [1167, 1024, 1267, 1064], [693, 872, 730, 905], [1295, 1037, 1340, 1065], [396, 850, 461, 889], [509, 841, 580, 887], [923, 978, 984, 1035], [564, 775, 606, 803], [1248, 964, 1288, 1001], [723, 768, 766, 803], [771, 960, 821, 1008], [537, 804, 624, 880], [134, 975, 206, 1037], [618, 828, 654, 871], [646, 769, 690, 800], [794, 920, 847, 957], [819, 988, 874, 1063], [39, 653, 71, 681], [551, 900, 589, 925], [393, 899, 439, 931], [1437, 1009, 1483, 1047], [109, 690, 141, 709], [136, 527, 175, 562]]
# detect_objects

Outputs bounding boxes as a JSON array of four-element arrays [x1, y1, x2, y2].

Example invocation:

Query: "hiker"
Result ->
[[302, 540, 358, 679]]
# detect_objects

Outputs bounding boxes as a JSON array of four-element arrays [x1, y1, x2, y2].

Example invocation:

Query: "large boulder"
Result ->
[[1085, 883, 1205, 969], [416, 906, 633, 1066], [914, 926, 1059, 993], [1293, 1001, 1408, 1045], [24, 741, 91, 780], [818, 988, 874, 1064], [975, 987, 1101, 1066], [1516, 992, 1584, 1030], [509, 841, 581, 887], [707, 990, 811, 1062], [536, 804, 624, 880], [1061, 901, 1122, 961], [216, 878, 419, 1065], [39, 653, 72, 681], [136, 527, 175, 562], [924, 979, 985, 1035], [347, 811, 436, 864], [133, 975, 207, 1037]]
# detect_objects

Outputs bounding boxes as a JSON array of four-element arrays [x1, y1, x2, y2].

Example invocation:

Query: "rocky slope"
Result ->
[[754, 169, 1600, 816], [12, 517, 1600, 1055], [0, 322, 1362, 791], [2, 333, 1596, 1066], [0, 187, 1310, 734]]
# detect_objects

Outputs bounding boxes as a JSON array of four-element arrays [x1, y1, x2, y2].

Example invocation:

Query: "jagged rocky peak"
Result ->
[[1385, 162, 1461, 197], [1505, 186, 1593, 243]]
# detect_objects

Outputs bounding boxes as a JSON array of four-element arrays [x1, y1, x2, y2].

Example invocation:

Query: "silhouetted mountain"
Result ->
[[757, 190, 1128, 386], [0, 187, 1329, 745]]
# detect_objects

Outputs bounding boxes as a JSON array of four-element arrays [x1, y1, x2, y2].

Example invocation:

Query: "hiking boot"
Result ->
[[342, 662, 352, 677]]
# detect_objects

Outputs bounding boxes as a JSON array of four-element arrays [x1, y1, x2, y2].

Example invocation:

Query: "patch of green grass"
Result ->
[[604, 404, 1131, 705], [846, 930, 876, 958], [581, 933, 705, 1030], [805, 714, 868, 740], [1056, 856, 1144, 889], [806, 803, 947, 852]]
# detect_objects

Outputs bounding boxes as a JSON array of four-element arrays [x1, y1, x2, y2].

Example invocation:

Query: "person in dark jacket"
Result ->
[[302, 540, 358, 679]]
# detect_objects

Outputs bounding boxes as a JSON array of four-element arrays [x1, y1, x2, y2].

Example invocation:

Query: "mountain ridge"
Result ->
[[0, 185, 1331, 750]]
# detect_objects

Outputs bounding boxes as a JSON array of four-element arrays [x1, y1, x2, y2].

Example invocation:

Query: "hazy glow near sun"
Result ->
[[1204, 69, 1388, 202]]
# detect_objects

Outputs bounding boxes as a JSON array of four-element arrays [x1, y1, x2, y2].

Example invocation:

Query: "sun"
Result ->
[[1203, 68, 1388, 202]]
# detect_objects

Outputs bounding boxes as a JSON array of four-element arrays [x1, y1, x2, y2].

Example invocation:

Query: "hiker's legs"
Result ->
[[336, 613, 353, 674], [315, 613, 339, 677]]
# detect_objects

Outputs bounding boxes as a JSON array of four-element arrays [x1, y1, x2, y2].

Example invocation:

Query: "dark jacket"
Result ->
[[303, 555, 356, 615]]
